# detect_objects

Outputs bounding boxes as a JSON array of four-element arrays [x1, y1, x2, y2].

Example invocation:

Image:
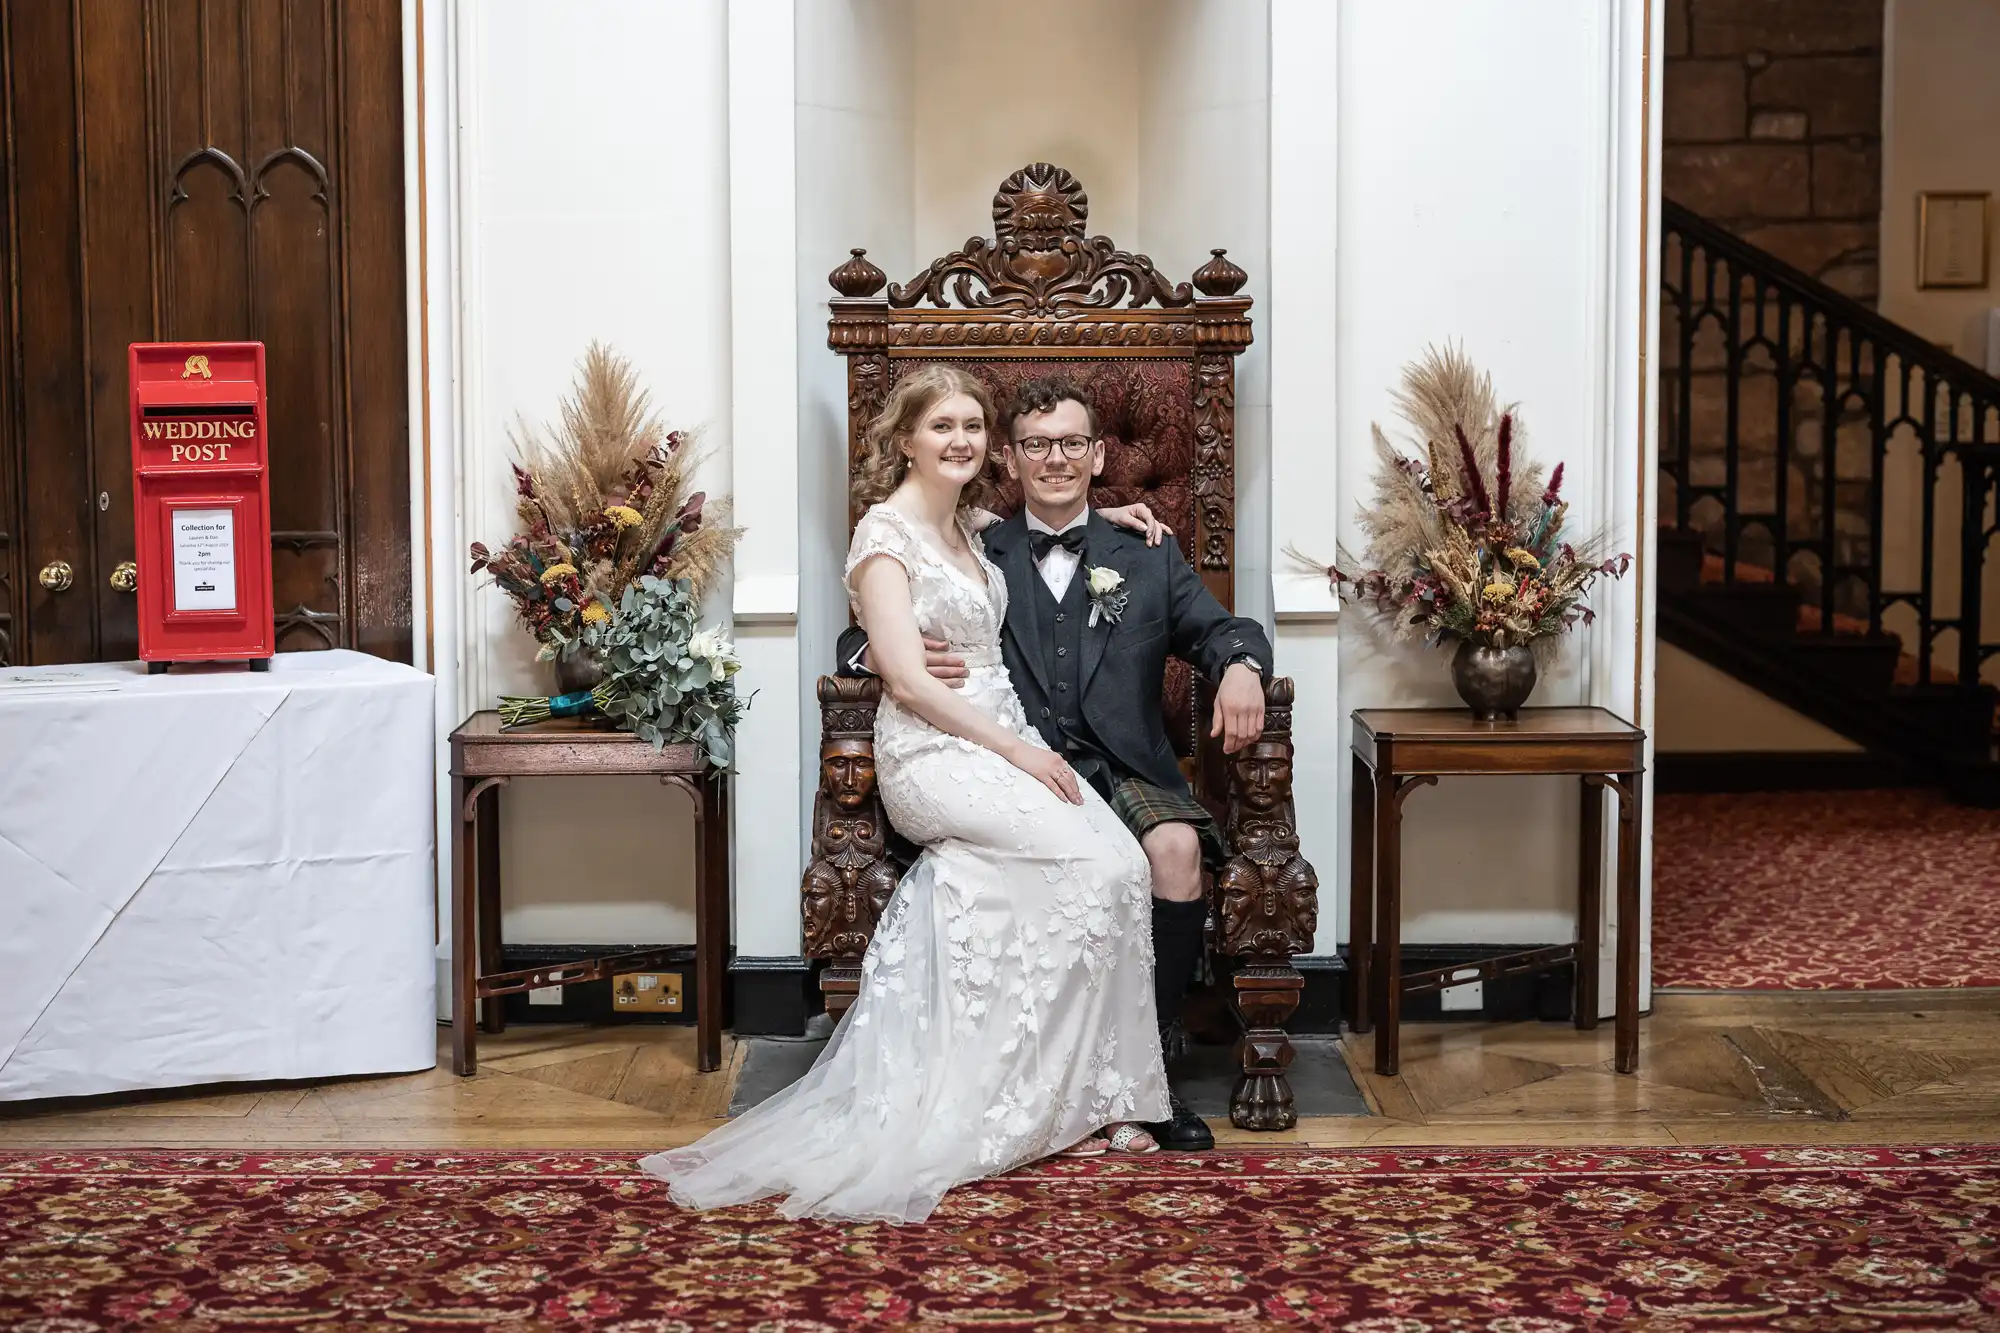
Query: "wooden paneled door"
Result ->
[[0, 0, 409, 667]]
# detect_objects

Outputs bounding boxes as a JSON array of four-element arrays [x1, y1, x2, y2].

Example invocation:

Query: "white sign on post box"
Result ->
[[170, 508, 237, 612]]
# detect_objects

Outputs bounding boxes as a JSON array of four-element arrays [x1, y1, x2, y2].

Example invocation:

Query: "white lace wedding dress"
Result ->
[[640, 503, 1167, 1223]]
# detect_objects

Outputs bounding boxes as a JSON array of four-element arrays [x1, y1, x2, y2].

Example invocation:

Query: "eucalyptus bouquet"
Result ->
[[1291, 345, 1629, 660], [496, 577, 748, 768], [584, 576, 749, 768]]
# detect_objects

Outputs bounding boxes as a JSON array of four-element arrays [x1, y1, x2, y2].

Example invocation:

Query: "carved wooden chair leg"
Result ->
[[801, 676, 896, 1024], [1229, 964, 1304, 1130], [1216, 678, 1319, 1130]]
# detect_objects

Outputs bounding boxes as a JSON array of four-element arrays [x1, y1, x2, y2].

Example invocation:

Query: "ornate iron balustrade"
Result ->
[[1661, 199, 2000, 696]]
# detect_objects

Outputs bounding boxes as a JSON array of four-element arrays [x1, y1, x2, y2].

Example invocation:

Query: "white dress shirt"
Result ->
[[1023, 506, 1090, 600]]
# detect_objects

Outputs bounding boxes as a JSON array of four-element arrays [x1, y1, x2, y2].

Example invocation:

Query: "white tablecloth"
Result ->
[[0, 650, 436, 1100]]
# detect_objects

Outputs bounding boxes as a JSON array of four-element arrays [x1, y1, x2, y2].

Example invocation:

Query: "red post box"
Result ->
[[128, 341, 275, 672]]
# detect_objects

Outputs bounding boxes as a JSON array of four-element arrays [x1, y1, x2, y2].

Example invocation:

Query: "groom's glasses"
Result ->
[[1015, 434, 1094, 461]]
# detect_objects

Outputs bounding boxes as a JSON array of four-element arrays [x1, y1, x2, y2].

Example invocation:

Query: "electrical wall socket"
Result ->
[[528, 985, 564, 1007], [613, 971, 683, 1013], [1440, 978, 1484, 1012]]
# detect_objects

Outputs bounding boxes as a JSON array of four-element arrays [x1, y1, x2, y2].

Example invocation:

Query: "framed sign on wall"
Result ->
[[1917, 191, 1991, 290]]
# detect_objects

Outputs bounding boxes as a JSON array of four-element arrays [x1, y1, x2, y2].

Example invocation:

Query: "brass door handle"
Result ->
[[38, 560, 74, 592], [110, 561, 138, 593]]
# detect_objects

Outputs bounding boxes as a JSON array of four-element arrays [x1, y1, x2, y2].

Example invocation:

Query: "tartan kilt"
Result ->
[[1108, 776, 1230, 869]]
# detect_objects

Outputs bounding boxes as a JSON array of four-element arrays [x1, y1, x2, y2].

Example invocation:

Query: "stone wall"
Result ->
[[1660, 0, 1884, 608], [1663, 0, 1883, 301]]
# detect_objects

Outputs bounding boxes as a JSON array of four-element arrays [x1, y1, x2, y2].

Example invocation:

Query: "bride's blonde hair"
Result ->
[[852, 364, 997, 512]]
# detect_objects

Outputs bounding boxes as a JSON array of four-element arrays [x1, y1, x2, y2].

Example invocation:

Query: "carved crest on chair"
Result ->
[[886, 162, 1195, 314]]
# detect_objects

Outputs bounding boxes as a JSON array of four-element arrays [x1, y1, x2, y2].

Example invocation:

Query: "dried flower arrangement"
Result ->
[[471, 344, 748, 762], [469, 342, 741, 669], [1290, 346, 1629, 716]]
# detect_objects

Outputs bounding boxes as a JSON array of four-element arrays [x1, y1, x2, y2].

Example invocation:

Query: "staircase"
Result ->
[[1659, 200, 2000, 805]]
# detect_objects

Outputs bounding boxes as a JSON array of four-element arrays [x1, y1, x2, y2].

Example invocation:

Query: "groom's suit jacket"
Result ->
[[838, 508, 1273, 795]]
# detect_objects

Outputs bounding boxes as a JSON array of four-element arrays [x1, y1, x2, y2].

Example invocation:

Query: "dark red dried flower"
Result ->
[[1443, 495, 1485, 528], [1452, 424, 1492, 519], [676, 492, 707, 534]]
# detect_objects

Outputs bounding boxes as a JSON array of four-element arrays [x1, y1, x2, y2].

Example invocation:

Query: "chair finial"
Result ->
[[1193, 248, 1248, 297], [829, 248, 887, 298]]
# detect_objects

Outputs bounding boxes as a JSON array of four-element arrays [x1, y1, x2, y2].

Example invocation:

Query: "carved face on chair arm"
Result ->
[[1229, 742, 1293, 813], [1217, 857, 1317, 956], [803, 856, 898, 959], [821, 741, 878, 811]]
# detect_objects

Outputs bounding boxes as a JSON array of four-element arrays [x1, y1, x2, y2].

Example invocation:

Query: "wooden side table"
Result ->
[[1350, 707, 1646, 1077], [448, 712, 732, 1076]]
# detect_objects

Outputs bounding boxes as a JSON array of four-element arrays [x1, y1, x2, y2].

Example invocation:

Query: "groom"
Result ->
[[838, 375, 1273, 1151]]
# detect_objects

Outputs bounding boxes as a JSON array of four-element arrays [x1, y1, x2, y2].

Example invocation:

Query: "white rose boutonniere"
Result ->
[[1084, 566, 1129, 627]]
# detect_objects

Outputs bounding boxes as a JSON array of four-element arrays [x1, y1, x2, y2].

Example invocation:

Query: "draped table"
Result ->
[[0, 650, 436, 1100]]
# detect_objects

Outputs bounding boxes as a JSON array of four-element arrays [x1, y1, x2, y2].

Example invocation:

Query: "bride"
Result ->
[[641, 365, 1171, 1223]]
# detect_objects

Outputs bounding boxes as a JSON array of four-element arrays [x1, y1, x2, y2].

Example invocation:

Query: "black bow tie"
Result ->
[[1030, 529, 1086, 561]]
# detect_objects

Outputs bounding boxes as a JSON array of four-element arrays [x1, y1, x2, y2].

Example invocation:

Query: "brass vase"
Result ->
[[1450, 640, 1537, 721], [553, 652, 605, 696]]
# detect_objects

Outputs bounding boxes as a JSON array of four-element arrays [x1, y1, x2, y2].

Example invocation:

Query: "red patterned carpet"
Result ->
[[4, 1147, 1999, 1329], [1653, 789, 2000, 990]]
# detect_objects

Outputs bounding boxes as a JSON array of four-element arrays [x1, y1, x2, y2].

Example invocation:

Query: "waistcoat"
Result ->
[[1031, 569, 1112, 784]]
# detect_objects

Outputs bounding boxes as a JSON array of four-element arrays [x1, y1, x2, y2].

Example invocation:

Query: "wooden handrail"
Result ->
[[1661, 198, 2000, 696]]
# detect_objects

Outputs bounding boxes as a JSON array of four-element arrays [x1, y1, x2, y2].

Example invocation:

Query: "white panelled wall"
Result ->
[[411, 0, 1659, 1020]]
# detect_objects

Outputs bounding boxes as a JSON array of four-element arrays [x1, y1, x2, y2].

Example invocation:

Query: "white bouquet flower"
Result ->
[[686, 626, 742, 679]]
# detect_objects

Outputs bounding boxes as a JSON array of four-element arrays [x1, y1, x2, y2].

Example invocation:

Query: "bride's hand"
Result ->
[[1099, 503, 1171, 547], [1007, 742, 1083, 805]]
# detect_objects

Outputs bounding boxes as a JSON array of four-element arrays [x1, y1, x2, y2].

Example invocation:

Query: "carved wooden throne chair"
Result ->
[[801, 163, 1319, 1129]]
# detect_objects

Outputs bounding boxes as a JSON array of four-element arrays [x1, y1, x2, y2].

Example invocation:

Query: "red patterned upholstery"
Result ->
[[891, 358, 1201, 758]]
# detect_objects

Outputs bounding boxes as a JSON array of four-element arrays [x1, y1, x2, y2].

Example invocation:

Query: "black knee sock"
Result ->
[[1151, 896, 1210, 1031]]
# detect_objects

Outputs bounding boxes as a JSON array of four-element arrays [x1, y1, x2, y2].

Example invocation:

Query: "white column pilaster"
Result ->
[[1269, 0, 1342, 955], [727, 0, 804, 957], [1592, 0, 1663, 1013], [407, 0, 470, 1015]]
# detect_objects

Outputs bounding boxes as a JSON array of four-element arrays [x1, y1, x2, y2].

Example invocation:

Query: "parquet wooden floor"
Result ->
[[3, 992, 1996, 1150]]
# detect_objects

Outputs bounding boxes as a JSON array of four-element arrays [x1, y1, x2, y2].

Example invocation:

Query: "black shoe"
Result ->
[[1141, 1087, 1214, 1152]]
